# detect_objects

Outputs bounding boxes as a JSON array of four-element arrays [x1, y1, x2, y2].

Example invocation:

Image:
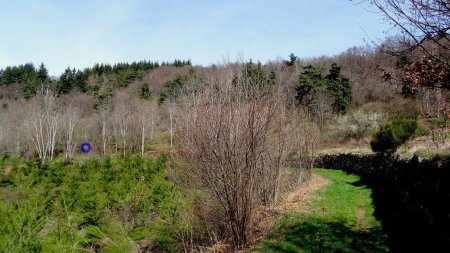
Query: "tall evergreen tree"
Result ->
[[325, 63, 352, 114], [140, 82, 152, 100], [57, 67, 75, 94], [296, 65, 325, 112], [37, 63, 48, 83], [285, 53, 298, 66], [74, 70, 88, 92], [22, 63, 39, 99]]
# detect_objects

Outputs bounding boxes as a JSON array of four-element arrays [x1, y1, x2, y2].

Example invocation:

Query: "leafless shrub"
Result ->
[[283, 109, 320, 184], [177, 63, 318, 249]]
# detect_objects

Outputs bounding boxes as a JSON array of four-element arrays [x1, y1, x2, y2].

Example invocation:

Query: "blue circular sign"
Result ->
[[80, 142, 92, 154]]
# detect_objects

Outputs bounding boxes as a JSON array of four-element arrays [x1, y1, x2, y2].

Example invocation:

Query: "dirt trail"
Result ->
[[357, 208, 368, 229]]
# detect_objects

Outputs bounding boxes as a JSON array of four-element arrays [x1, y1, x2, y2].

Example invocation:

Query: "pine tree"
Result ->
[[296, 65, 325, 112], [140, 82, 152, 100], [74, 70, 88, 92], [37, 63, 48, 83], [285, 53, 298, 66], [325, 63, 352, 114], [22, 64, 39, 99], [57, 67, 75, 94], [23, 83, 36, 99]]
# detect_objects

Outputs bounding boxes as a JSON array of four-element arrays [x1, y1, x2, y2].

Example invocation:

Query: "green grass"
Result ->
[[256, 169, 388, 253]]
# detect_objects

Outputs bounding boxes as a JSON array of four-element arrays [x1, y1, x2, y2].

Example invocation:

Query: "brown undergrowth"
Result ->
[[250, 173, 330, 246], [188, 171, 329, 253]]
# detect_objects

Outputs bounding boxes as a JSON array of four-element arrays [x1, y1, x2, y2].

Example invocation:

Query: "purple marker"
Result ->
[[80, 142, 92, 154]]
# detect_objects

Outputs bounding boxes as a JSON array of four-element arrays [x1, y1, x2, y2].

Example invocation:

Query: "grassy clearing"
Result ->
[[255, 169, 388, 253]]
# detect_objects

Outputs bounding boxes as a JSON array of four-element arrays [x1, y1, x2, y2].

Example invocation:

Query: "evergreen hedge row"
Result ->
[[316, 154, 450, 252]]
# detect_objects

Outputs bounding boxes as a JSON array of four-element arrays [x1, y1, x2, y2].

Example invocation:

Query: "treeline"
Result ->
[[2, 46, 443, 161], [159, 60, 278, 104], [0, 59, 192, 99], [0, 49, 406, 161], [0, 63, 49, 99]]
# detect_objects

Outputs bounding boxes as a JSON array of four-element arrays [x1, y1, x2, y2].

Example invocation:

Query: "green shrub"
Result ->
[[370, 118, 418, 153], [414, 119, 430, 137], [0, 155, 188, 252], [390, 118, 418, 142], [370, 125, 398, 153]]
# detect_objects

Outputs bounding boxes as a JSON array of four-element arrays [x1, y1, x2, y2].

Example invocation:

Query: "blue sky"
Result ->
[[0, 0, 390, 75]]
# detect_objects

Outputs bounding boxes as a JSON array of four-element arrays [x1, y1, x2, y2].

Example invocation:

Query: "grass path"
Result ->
[[255, 169, 389, 253]]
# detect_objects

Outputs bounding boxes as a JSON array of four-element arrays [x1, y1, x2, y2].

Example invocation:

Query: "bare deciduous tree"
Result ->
[[25, 86, 60, 161], [98, 108, 111, 157], [178, 63, 318, 249], [113, 92, 132, 157], [136, 100, 157, 156], [64, 104, 79, 159], [369, 0, 450, 66], [164, 99, 177, 148]]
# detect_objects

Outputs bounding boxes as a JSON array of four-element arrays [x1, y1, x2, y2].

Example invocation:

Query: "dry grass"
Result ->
[[249, 173, 330, 249], [398, 135, 450, 159], [319, 134, 450, 160], [318, 137, 373, 155], [3, 165, 12, 175], [276, 174, 330, 212]]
